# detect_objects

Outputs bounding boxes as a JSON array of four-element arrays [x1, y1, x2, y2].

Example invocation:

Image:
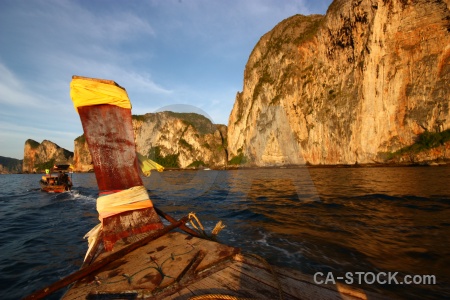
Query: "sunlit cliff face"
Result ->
[[23, 139, 73, 173], [71, 112, 228, 172], [132, 112, 228, 169], [228, 0, 450, 166]]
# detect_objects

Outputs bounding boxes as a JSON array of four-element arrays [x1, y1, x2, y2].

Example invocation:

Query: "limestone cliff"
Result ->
[[73, 135, 93, 172], [228, 0, 450, 166], [132, 112, 227, 169], [22, 139, 73, 173], [71, 111, 227, 171]]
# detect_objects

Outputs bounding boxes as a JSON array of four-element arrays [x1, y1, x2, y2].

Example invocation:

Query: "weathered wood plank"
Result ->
[[26, 219, 187, 300], [154, 206, 202, 238], [230, 256, 384, 300], [211, 265, 290, 300], [230, 260, 342, 299], [63, 232, 239, 299], [78, 105, 142, 191], [63, 231, 385, 300], [182, 273, 249, 299]]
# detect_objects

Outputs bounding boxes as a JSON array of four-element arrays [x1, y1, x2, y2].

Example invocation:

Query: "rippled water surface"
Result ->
[[0, 166, 449, 299]]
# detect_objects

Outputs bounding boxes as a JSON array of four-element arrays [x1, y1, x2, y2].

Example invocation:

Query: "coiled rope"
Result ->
[[186, 214, 284, 300], [188, 212, 226, 240]]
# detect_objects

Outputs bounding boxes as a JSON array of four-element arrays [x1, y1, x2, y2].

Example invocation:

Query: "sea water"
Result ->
[[0, 166, 449, 299]]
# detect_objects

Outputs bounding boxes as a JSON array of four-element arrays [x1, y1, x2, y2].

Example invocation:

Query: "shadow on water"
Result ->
[[0, 173, 99, 300], [147, 167, 450, 299], [1, 167, 449, 299]]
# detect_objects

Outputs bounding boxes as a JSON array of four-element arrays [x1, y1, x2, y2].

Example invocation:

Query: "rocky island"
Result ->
[[22, 112, 228, 173], [15, 0, 450, 173], [228, 0, 450, 166]]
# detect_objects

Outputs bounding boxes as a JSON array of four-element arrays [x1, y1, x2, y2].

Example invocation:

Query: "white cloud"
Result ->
[[0, 0, 332, 158], [0, 63, 42, 107], [19, 0, 155, 46], [114, 71, 173, 95]]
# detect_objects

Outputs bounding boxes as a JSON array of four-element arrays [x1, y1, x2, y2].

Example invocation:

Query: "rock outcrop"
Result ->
[[228, 0, 450, 166], [133, 112, 227, 169], [71, 111, 228, 171], [395, 141, 450, 164], [72, 135, 93, 172], [22, 139, 73, 173], [0, 156, 22, 174]]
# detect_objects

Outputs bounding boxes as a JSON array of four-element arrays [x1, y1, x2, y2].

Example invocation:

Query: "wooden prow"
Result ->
[[72, 76, 163, 251], [78, 105, 142, 191]]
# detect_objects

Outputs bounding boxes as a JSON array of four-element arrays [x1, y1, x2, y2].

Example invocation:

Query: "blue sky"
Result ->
[[0, 0, 332, 160]]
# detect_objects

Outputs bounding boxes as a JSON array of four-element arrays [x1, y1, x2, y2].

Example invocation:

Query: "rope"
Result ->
[[83, 186, 154, 262], [185, 214, 282, 300], [188, 212, 226, 240], [188, 212, 206, 236], [212, 220, 226, 236]]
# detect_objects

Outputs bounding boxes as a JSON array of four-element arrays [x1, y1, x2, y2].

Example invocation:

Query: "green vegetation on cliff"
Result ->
[[74, 134, 86, 144], [131, 114, 147, 122], [25, 139, 40, 149], [382, 129, 450, 161], [166, 112, 215, 135], [187, 160, 207, 168], [133, 112, 215, 136], [148, 146, 180, 168], [228, 153, 248, 165], [415, 130, 450, 149], [179, 138, 193, 151], [34, 159, 55, 172]]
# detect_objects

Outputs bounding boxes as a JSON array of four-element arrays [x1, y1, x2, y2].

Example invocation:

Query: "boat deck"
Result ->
[[63, 231, 384, 300]]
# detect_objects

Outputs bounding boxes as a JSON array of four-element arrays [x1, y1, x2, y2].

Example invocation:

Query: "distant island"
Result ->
[[0, 156, 22, 174], [20, 111, 229, 174], [12, 123, 450, 174]]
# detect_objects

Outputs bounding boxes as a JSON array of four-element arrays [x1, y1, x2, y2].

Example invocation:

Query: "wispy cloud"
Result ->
[[0, 0, 331, 158], [15, 0, 155, 47], [0, 0, 162, 90], [0, 63, 43, 107]]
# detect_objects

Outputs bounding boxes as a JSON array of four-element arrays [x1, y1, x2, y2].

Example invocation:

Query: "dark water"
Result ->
[[0, 167, 449, 299]]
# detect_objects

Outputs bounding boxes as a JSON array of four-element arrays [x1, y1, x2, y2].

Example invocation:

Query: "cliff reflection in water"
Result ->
[[230, 168, 450, 294], [146, 166, 449, 299], [0, 167, 448, 299]]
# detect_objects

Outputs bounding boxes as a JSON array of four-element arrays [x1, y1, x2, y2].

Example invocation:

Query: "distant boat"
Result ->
[[39, 164, 73, 193]]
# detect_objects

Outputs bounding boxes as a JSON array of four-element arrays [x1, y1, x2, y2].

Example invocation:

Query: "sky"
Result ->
[[0, 0, 332, 160]]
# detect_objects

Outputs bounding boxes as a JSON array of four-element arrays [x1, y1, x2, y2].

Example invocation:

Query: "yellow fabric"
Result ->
[[137, 152, 164, 177], [70, 77, 131, 111], [96, 186, 153, 221]]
